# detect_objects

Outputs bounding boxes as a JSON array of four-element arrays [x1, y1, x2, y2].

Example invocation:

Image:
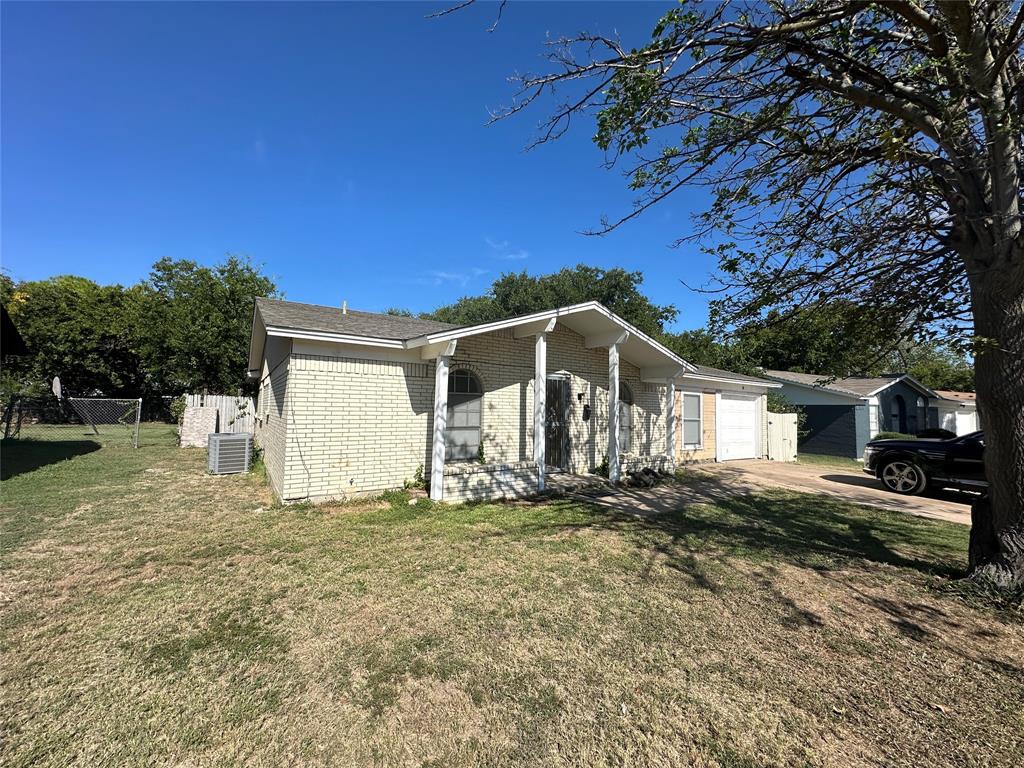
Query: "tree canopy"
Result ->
[[1, 256, 277, 401], [427, 265, 677, 338], [456, 0, 1023, 585]]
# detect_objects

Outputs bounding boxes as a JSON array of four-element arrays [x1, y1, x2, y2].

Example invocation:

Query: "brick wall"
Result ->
[[452, 325, 670, 476], [180, 406, 218, 448], [443, 461, 539, 503], [255, 354, 290, 499], [280, 354, 433, 501], [677, 389, 718, 463], [264, 325, 673, 503]]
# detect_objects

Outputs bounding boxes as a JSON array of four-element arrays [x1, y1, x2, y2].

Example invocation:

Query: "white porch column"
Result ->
[[430, 354, 451, 501], [608, 342, 621, 483], [666, 378, 677, 462], [534, 331, 547, 491]]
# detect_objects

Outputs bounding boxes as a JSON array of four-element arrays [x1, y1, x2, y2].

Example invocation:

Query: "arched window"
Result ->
[[446, 370, 482, 461], [618, 382, 633, 454]]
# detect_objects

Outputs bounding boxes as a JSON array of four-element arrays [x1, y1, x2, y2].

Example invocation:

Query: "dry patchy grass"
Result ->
[[1, 425, 1022, 767]]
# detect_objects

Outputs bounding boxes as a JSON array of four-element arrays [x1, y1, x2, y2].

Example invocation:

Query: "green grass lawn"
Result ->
[[2, 426, 1022, 767], [797, 452, 865, 471]]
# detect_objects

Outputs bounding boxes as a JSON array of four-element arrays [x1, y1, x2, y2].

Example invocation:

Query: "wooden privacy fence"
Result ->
[[185, 394, 255, 434], [767, 412, 798, 462]]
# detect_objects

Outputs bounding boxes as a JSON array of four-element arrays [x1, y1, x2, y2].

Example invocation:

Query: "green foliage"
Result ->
[[135, 255, 277, 396], [1, 255, 277, 400], [169, 395, 187, 424], [767, 392, 808, 437], [477, 441, 486, 465], [735, 303, 899, 377], [4, 275, 148, 398], [427, 265, 676, 338], [404, 463, 426, 490], [900, 343, 974, 392], [383, 307, 413, 317], [660, 328, 755, 374], [593, 454, 609, 478]]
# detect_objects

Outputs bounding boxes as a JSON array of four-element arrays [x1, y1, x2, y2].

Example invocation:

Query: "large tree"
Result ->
[[133, 256, 278, 395], [3, 275, 147, 399], [457, 0, 1023, 585], [428, 264, 677, 337]]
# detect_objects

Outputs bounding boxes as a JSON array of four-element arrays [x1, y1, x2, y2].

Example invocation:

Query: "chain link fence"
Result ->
[[2, 397, 142, 448]]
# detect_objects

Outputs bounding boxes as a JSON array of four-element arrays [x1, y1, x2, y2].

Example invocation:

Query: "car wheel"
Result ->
[[879, 460, 927, 495]]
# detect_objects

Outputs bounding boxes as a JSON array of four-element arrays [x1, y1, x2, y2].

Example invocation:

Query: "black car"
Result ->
[[863, 431, 986, 495]]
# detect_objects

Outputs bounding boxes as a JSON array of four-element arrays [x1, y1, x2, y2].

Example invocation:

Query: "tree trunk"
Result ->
[[967, 254, 1024, 589]]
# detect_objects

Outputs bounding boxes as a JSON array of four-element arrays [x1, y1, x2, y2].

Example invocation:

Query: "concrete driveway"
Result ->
[[698, 460, 975, 525]]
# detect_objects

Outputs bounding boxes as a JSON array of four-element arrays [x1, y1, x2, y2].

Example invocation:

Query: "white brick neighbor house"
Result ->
[[248, 298, 778, 503]]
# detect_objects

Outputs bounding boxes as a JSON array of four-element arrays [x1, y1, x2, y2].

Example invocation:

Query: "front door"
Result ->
[[545, 377, 570, 470]]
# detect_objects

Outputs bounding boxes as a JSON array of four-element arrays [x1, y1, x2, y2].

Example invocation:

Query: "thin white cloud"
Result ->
[[429, 270, 472, 287], [484, 235, 529, 261]]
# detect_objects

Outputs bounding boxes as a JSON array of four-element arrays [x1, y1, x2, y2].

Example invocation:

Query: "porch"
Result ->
[[417, 303, 690, 503]]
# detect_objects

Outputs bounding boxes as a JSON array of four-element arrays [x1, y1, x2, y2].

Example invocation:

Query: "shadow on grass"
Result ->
[[496, 479, 967, 584], [1, 439, 102, 480], [821, 474, 977, 506]]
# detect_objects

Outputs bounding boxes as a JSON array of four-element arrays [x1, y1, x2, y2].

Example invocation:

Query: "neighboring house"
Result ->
[[934, 390, 979, 435], [763, 371, 941, 459], [247, 298, 779, 503]]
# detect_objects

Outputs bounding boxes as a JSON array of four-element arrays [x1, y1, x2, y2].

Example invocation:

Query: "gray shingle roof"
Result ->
[[687, 364, 777, 386], [763, 370, 905, 397], [255, 297, 456, 340]]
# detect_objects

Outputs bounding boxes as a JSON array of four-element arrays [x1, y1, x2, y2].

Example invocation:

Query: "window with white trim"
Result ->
[[682, 392, 702, 449], [618, 382, 633, 454], [446, 369, 482, 461]]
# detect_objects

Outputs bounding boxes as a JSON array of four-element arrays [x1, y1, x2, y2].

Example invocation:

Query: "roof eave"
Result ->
[[680, 372, 781, 388], [762, 374, 864, 399], [403, 301, 695, 373], [264, 325, 406, 349], [247, 304, 266, 377]]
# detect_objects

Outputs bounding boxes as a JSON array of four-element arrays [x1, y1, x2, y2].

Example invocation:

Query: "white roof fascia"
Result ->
[[403, 301, 695, 372], [264, 325, 406, 349], [865, 375, 939, 399], [247, 305, 266, 377], [680, 373, 782, 389]]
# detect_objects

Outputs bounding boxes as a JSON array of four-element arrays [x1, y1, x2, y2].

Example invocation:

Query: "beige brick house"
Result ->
[[248, 298, 778, 503]]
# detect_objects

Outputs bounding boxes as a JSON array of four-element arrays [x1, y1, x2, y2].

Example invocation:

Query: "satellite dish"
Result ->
[[51, 376, 62, 400]]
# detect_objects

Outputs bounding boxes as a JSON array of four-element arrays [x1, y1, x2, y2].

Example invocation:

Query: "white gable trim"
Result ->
[[865, 374, 938, 399], [404, 301, 692, 369]]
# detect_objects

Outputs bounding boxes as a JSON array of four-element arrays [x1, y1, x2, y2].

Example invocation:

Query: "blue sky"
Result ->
[[2, 1, 720, 332]]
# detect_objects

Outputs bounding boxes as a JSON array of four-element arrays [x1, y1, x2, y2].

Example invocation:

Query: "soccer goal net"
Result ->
[[3, 397, 142, 448]]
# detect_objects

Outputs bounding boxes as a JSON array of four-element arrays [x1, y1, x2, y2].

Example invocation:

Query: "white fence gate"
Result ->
[[185, 394, 255, 434], [767, 412, 798, 462]]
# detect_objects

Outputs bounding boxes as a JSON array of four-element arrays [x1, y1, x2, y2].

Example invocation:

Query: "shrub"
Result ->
[[404, 464, 426, 490], [169, 395, 186, 424], [872, 431, 916, 440], [767, 391, 809, 437]]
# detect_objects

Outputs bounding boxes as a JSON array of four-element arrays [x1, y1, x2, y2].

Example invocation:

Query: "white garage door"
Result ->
[[718, 393, 759, 461], [955, 410, 978, 435]]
